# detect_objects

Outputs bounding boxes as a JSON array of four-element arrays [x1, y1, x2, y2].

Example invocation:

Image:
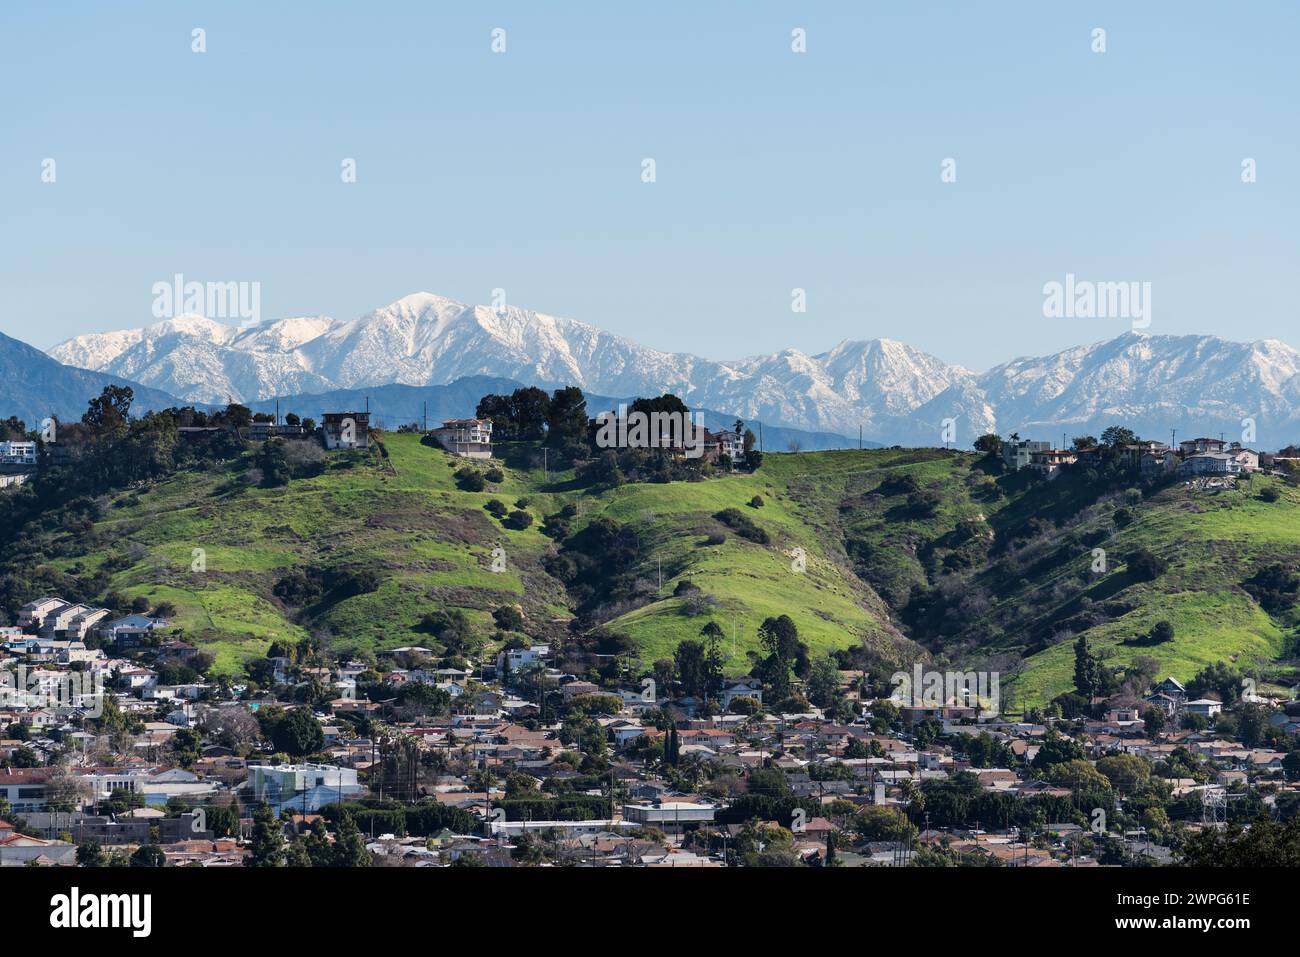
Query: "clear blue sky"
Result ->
[[2, 1, 1296, 370]]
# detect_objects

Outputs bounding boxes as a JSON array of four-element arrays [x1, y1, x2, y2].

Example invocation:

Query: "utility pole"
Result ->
[[759, 422, 764, 453], [859, 425, 862, 450], [422, 401, 427, 432]]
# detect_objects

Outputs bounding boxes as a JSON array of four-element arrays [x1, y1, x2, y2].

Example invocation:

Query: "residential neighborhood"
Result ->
[[3, 595, 1298, 869]]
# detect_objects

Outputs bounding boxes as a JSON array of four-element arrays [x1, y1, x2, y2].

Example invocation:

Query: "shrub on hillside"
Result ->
[[1125, 548, 1168, 581], [503, 510, 534, 531], [455, 467, 485, 492], [714, 508, 770, 544]]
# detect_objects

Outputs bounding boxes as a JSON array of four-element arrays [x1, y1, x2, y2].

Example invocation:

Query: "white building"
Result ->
[[720, 681, 764, 710], [487, 818, 637, 838], [247, 763, 363, 811], [429, 418, 493, 459], [622, 802, 718, 829], [705, 429, 745, 465], [1002, 439, 1051, 470], [1230, 447, 1260, 471], [0, 441, 36, 466], [1179, 452, 1242, 477], [497, 645, 549, 673], [1027, 448, 1077, 479]]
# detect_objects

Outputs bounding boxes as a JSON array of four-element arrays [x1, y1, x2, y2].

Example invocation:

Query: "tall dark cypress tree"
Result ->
[[246, 802, 284, 867]]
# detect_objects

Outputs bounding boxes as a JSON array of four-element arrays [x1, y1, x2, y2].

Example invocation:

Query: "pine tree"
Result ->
[[826, 830, 840, 867], [331, 813, 371, 867], [1073, 636, 1100, 698], [246, 802, 284, 867]]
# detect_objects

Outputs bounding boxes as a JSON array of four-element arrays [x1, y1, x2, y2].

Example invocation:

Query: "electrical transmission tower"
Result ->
[[1200, 786, 1243, 828]]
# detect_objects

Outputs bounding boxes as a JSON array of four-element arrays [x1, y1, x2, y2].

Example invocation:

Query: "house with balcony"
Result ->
[[321, 411, 370, 449], [703, 429, 745, 466], [1179, 452, 1242, 477], [1027, 448, 1076, 479], [1001, 439, 1051, 470], [429, 418, 493, 459]]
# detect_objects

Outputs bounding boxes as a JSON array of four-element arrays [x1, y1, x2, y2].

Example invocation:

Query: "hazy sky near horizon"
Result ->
[[2, 1, 1297, 371]]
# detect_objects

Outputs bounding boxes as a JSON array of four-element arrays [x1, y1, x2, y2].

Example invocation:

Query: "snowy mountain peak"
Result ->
[[41, 293, 1300, 445]]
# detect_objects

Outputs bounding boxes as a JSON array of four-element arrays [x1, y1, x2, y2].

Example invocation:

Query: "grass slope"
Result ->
[[29, 437, 1300, 707], [70, 436, 916, 675]]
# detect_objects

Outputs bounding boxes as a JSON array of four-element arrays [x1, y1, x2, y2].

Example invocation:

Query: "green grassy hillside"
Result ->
[[22, 435, 1300, 707], [51, 435, 917, 676]]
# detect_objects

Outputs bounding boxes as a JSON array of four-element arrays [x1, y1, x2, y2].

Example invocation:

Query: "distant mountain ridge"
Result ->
[[0, 331, 185, 427], [38, 292, 1300, 447], [46, 293, 970, 439]]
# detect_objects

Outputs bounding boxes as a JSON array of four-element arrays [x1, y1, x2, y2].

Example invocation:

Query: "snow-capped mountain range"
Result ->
[[46, 292, 1300, 446]]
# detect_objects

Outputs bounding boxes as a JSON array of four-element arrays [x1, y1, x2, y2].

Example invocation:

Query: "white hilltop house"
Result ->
[[429, 418, 493, 459]]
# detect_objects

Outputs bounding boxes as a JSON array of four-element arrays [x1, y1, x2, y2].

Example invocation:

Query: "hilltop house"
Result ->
[[247, 421, 308, 441], [703, 429, 745, 465], [1179, 452, 1242, 477], [322, 412, 370, 450], [1140, 449, 1179, 478], [1179, 437, 1227, 456], [0, 441, 37, 466], [1118, 441, 1170, 469], [1027, 448, 1076, 479], [1002, 439, 1051, 470], [429, 418, 493, 459], [1229, 446, 1260, 471]]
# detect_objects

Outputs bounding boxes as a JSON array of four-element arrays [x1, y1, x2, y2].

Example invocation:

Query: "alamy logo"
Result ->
[[151, 273, 261, 326], [593, 404, 706, 459], [1042, 273, 1151, 329], [890, 665, 1000, 718], [49, 887, 151, 937]]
